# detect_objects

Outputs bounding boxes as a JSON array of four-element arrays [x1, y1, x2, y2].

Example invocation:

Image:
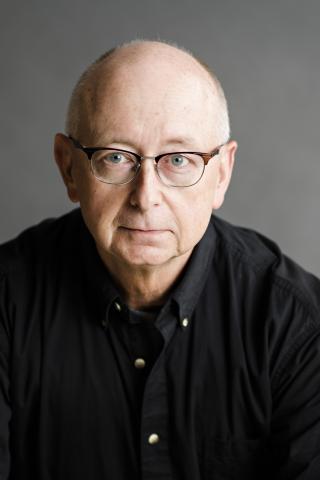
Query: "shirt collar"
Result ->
[[171, 216, 216, 325], [78, 211, 120, 328]]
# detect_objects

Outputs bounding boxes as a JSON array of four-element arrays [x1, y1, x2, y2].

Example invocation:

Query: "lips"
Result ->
[[120, 226, 167, 232]]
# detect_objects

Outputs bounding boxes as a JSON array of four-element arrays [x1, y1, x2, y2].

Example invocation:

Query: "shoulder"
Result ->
[[210, 216, 320, 383], [212, 215, 280, 271], [211, 215, 320, 319], [0, 208, 83, 277]]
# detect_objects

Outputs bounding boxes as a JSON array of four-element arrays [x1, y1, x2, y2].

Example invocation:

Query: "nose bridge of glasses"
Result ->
[[140, 155, 157, 162], [133, 154, 165, 188], [136, 155, 159, 177]]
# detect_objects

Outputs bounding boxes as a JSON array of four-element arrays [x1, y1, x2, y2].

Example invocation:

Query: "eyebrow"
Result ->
[[165, 136, 200, 149], [94, 135, 200, 151]]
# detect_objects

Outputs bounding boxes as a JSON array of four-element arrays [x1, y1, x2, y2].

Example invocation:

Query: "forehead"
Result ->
[[83, 52, 220, 147]]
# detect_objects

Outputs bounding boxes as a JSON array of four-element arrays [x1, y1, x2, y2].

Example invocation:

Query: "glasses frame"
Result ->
[[68, 135, 224, 187]]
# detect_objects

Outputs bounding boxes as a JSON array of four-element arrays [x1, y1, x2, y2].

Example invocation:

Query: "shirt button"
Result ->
[[148, 433, 160, 445], [114, 302, 122, 312], [134, 358, 146, 369], [182, 317, 189, 327]]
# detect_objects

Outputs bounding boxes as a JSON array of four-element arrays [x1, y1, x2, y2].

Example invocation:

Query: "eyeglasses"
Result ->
[[69, 136, 224, 187]]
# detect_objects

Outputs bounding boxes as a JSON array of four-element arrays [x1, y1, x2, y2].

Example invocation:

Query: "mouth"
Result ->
[[120, 226, 168, 233], [118, 226, 172, 240]]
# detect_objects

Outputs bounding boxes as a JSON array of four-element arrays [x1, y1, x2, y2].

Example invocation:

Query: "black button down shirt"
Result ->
[[1, 208, 320, 479]]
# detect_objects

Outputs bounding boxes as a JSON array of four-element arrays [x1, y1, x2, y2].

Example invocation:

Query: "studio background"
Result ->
[[1, 0, 319, 275]]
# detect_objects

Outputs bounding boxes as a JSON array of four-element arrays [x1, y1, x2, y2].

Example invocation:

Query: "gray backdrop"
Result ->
[[1, 0, 319, 275]]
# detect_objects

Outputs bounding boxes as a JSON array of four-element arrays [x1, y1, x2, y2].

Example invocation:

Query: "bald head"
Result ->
[[66, 40, 230, 144]]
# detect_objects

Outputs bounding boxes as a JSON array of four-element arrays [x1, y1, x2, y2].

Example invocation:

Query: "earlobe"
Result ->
[[212, 140, 237, 210], [54, 133, 79, 203]]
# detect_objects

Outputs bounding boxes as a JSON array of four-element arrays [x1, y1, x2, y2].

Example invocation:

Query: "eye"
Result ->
[[105, 152, 128, 164], [169, 154, 189, 167]]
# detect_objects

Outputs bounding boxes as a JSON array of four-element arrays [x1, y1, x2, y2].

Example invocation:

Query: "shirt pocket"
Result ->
[[201, 437, 268, 480]]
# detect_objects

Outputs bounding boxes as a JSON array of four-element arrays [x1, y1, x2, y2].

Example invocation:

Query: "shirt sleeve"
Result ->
[[0, 271, 11, 479], [270, 317, 320, 479]]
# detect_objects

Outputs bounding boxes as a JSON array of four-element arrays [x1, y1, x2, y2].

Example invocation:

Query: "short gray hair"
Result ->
[[65, 39, 231, 144]]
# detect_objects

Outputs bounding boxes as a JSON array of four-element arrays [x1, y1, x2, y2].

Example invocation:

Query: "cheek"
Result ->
[[76, 182, 122, 240]]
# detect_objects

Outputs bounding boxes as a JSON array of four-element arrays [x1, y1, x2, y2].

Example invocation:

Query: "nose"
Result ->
[[129, 158, 163, 211]]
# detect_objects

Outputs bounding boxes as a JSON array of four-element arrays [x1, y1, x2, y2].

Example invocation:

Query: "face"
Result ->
[[55, 54, 237, 273]]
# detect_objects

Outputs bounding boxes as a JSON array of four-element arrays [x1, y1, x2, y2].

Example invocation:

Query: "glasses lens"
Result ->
[[157, 153, 205, 186], [91, 150, 139, 184]]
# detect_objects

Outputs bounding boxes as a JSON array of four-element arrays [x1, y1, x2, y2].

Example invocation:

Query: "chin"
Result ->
[[117, 246, 176, 268]]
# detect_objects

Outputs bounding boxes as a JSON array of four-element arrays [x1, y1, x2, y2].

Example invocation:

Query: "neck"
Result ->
[[96, 249, 192, 310]]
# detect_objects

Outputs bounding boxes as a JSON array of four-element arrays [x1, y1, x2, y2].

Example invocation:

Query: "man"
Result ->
[[1, 40, 320, 479]]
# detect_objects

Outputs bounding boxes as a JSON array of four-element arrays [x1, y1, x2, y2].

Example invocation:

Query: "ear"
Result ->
[[54, 133, 79, 203], [212, 140, 237, 210]]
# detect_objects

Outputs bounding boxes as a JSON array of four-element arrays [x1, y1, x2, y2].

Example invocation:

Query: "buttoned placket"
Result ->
[[139, 307, 188, 480], [105, 298, 190, 479]]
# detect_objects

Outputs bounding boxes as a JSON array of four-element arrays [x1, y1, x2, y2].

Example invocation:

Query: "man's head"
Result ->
[[55, 40, 237, 273], [65, 40, 231, 146]]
